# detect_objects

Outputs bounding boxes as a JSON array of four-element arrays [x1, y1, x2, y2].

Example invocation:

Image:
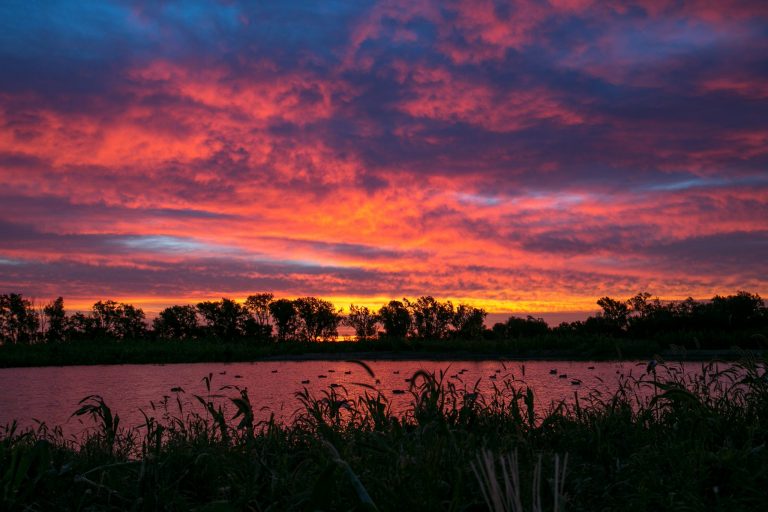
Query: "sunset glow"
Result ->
[[1, 1, 767, 317]]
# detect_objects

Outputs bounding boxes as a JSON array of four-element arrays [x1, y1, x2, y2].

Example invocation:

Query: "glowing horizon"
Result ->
[[1, 1, 766, 316]]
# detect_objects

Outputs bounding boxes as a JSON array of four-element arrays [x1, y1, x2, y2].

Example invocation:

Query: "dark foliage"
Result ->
[[0, 294, 38, 344], [344, 304, 380, 340], [269, 298, 300, 342], [378, 300, 411, 339], [293, 297, 342, 342], [153, 305, 199, 341], [3, 360, 768, 511], [0, 291, 766, 354]]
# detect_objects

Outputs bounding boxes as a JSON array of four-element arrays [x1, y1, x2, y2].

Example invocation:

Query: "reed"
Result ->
[[1, 357, 767, 510]]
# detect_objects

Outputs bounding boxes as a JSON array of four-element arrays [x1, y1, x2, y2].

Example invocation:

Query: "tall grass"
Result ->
[[2, 358, 767, 510]]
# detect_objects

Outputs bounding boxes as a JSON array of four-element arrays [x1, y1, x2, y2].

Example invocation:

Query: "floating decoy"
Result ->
[[271, 370, 278, 373], [301, 380, 310, 384], [318, 375, 327, 379], [571, 379, 582, 385], [393, 371, 400, 374], [558, 374, 567, 379], [549, 369, 557, 375], [328, 369, 335, 373], [234, 375, 243, 379]]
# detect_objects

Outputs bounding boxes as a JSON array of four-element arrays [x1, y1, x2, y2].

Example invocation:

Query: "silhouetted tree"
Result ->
[[596, 296, 629, 333], [43, 297, 66, 342], [0, 293, 39, 344], [345, 304, 380, 340], [491, 322, 508, 339], [406, 296, 454, 340], [294, 297, 341, 342], [709, 291, 765, 329], [378, 300, 411, 339], [196, 298, 247, 340], [90, 300, 146, 340], [153, 305, 199, 340], [115, 304, 146, 340], [269, 298, 299, 342], [505, 316, 549, 338], [625, 292, 676, 337], [627, 292, 652, 316], [66, 312, 97, 341], [451, 304, 486, 339], [91, 300, 120, 338], [244, 293, 274, 341]]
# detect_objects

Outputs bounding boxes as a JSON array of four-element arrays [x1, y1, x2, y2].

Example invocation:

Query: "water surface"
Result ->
[[0, 359, 685, 437]]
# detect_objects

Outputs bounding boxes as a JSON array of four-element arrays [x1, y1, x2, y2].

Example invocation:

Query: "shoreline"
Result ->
[[0, 347, 760, 370]]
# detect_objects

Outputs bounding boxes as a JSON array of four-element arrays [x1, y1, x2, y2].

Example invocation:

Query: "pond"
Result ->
[[0, 359, 700, 437]]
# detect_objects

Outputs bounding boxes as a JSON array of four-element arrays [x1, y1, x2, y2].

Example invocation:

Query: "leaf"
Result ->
[[346, 360, 376, 379]]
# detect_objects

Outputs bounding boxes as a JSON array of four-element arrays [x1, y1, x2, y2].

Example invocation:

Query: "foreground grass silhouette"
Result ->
[[2, 358, 767, 511]]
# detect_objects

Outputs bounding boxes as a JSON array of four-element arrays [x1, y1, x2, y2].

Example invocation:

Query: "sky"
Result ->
[[1, 0, 767, 321]]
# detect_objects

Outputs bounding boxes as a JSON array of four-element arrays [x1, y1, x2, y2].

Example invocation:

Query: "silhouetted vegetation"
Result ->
[[552, 291, 768, 349], [0, 291, 766, 366], [2, 359, 768, 510], [344, 304, 379, 340]]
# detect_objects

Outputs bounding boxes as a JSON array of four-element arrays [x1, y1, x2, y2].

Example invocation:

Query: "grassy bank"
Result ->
[[1, 334, 763, 368], [2, 358, 768, 510]]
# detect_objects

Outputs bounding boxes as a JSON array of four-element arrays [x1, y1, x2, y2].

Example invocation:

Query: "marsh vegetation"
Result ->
[[2, 358, 768, 510]]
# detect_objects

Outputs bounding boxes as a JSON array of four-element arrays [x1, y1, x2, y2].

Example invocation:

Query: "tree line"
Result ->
[[0, 293, 487, 344], [0, 290, 765, 345]]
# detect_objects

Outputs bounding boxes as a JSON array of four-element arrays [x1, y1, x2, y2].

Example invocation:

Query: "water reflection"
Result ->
[[0, 359, 703, 437]]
